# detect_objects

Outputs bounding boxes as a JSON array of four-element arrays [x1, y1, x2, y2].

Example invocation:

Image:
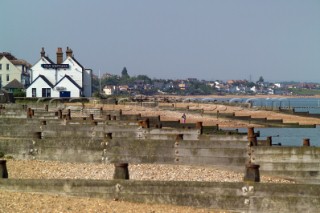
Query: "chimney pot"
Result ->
[[66, 46, 73, 58], [41, 47, 45, 57], [56, 47, 63, 64]]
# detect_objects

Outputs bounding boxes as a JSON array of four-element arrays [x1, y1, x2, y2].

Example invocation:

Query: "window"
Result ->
[[0, 64, 2, 70], [42, 88, 51, 97], [6, 74, 9, 82], [32, 88, 36, 97], [6, 64, 9, 70]]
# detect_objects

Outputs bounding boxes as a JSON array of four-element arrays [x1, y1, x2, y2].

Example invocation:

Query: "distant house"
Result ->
[[250, 86, 257, 93], [119, 85, 129, 91], [26, 47, 92, 98], [178, 82, 186, 90], [103, 85, 115, 95], [0, 52, 31, 88]]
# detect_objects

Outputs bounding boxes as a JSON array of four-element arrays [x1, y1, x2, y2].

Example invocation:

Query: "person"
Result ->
[[181, 113, 186, 123]]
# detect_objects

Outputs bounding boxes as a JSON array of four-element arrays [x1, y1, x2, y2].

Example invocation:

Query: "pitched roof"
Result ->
[[43, 56, 55, 64], [0, 52, 17, 60], [71, 56, 84, 70], [11, 59, 32, 67], [27, 75, 54, 89], [55, 75, 81, 89], [3, 79, 25, 89]]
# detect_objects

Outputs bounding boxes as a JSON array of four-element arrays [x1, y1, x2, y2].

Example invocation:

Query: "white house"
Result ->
[[0, 52, 31, 88], [26, 47, 92, 98], [103, 85, 115, 95]]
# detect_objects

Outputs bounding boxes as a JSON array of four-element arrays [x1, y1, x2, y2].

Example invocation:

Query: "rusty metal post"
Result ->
[[58, 109, 62, 119], [34, 132, 42, 139], [41, 120, 47, 125], [106, 133, 112, 139], [266, 136, 272, 146], [27, 108, 32, 118], [0, 160, 8, 178], [106, 114, 111, 121], [45, 104, 48, 112], [89, 114, 94, 120], [216, 110, 219, 119], [196, 121, 203, 134], [67, 109, 71, 120], [244, 129, 260, 182], [303, 138, 310, 147], [216, 124, 219, 131], [112, 115, 117, 120], [247, 127, 257, 146], [138, 119, 149, 128], [113, 163, 129, 180], [176, 134, 183, 141]]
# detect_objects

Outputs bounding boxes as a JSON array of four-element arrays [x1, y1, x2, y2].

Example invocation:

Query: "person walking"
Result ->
[[182, 113, 186, 123]]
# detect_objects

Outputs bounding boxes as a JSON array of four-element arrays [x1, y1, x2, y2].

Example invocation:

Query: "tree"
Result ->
[[258, 76, 264, 83], [121, 67, 130, 79]]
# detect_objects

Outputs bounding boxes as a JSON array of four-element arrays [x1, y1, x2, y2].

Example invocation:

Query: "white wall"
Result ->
[[26, 78, 52, 97], [0, 57, 21, 86], [53, 77, 81, 97], [31, 58, 56, 84], [58, 57, 83, 87]]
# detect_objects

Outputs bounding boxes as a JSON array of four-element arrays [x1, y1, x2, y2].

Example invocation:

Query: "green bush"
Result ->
[[13, 90, 26, 97]]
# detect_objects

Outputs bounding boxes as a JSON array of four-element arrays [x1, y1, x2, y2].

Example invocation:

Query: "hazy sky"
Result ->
[[1, 0, 320, 82]]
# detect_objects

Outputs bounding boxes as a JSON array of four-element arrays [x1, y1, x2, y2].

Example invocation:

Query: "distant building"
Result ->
[[119, 85, 129, 91], [0, 52, 31, 88], [178, 81, 187, 90], [26, 47, 92, 98], [3, 79, 25, 93], [103, 85, 115, 95]]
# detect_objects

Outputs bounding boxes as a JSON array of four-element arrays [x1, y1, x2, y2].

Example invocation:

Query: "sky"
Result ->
[[1, 0, 320, 82]]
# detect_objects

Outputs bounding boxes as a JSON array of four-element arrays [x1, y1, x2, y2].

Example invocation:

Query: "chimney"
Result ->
[[40, 47, 45, 57], [66, 46, 73, 58], [56, 47, 63, 64]]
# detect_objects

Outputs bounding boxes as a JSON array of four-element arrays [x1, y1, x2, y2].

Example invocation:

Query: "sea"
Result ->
[[188, 97, 320, 147]]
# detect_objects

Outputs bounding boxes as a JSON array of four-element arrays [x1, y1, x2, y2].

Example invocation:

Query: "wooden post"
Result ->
[[67, 109, 71, 120], [58, 109, 62, 119], [247, 127, 257, 146], [27, 108, 32, 118], [244, 163, 260, 182], [196, 121, 203, 134], [0, 160, 8, 178], [266, 136, 272, 146], [113, 163, 129, 180], [303, 138, 310, 147]]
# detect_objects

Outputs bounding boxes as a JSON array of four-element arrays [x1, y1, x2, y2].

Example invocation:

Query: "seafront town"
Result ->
[[1, 47, 320, 212]]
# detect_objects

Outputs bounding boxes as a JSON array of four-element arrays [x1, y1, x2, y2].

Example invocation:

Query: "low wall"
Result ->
[[253, 146, 320, 183], [0, 179, 319, 213]]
